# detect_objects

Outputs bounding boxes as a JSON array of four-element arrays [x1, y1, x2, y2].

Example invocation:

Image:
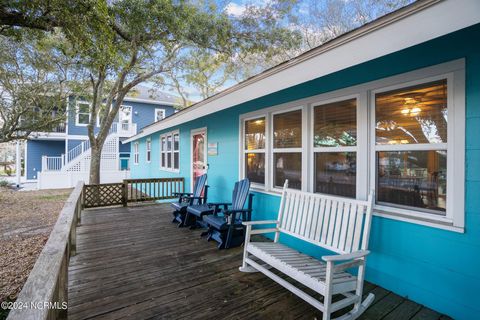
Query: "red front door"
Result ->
[[192, 130, 206, 189]]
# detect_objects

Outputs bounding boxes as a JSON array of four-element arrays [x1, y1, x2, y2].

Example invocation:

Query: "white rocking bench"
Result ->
[[240, 181, 375, 320]]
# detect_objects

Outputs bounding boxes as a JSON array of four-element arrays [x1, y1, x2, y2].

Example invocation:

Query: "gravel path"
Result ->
[[0, 187, 71, 304]]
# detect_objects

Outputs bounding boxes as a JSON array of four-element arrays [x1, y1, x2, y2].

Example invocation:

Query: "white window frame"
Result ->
[[310, 94, 362, 198], [270, 105, 306, 192], [75, 101, 91, 126], [155, 108, 166, 122], [369, 72, 462, 230], [160, 130, 180, 172], [239, 59, 465, 232], [146, 138, 151, 163], [242, 115, 268, 189], [133, 142, 139, 165]]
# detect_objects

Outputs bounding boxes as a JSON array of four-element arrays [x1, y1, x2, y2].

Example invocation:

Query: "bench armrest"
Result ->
[[242, 220, 279, 226], [322, 250, 370, 262]]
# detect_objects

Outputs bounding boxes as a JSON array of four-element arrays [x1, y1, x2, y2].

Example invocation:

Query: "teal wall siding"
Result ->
[[131, 24, 480, 319]]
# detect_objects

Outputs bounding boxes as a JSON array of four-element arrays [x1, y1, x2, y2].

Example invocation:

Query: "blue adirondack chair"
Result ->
[[202, 179, 253, 249], [171, 174, 208, 227]]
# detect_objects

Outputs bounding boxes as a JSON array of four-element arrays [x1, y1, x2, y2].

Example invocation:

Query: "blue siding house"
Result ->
[[26, 85, 177, 189], [124, 1, 480, 319]]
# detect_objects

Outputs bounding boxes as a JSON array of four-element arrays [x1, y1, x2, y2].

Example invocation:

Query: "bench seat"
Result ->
[[239, 181, 375, 320], [247, 242, 357, 295]]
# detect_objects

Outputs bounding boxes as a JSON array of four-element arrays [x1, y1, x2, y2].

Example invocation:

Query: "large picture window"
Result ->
[[244, 117, 266, 185], [240, 60, 464, 231], [313, 98, 357, 198], [160, 130, 180, 171], [374, 80, 448, 214], [273, 109, 302, 189]]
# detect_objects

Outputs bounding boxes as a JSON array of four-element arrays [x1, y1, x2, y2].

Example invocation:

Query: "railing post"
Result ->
[[122, 180, 128, 207], [61, 154, 65, 168], [42, 155, 47, 171], [57, 249, 68, 320], [82, 184, 86, 210]]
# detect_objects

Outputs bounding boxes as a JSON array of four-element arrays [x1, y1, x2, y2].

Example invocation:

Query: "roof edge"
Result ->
[[125, 0, 476, 143]]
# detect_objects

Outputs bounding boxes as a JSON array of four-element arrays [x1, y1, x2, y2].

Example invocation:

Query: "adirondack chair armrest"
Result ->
[[185, 196, 207, 205], [223, 208, 251, 215], [321, 250, 370, 262], [207, 202, 232, 212], [208, 202, 232, 206], [242, 220, 279, 226], [173, 192, 193, 196]]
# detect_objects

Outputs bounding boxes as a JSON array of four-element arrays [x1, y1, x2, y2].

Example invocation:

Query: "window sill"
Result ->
[[160, 168, 180, 173], [250, 187, 282, 197], [373, 206, 464, 233], [75, 123, 89, 127], [249, 187, 464, 233]]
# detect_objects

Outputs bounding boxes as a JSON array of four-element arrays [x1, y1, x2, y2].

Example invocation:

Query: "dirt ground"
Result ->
[[0, 187, 72, 304]]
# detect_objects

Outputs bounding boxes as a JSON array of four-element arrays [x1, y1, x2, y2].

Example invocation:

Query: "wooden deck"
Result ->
[[68, 204, 449, 320]]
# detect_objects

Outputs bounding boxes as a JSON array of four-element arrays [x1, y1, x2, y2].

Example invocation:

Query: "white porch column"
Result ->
[[15, 140, 21, 188]]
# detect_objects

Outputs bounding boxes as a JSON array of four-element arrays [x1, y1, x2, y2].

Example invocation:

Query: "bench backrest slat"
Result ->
[[277, 181, 374, 254]]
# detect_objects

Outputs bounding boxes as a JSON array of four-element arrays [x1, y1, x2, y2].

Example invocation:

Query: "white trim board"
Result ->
[[124, 0, 480, 144]]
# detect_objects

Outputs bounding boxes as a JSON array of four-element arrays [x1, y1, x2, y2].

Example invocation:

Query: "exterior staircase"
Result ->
[[38, 123, 136, 189]]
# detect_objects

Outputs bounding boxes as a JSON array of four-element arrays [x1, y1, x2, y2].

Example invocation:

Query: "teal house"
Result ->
[[125, 1, 480, 318]]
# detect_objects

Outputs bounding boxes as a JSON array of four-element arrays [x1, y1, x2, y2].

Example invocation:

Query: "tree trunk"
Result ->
[[89, 144, 102, 184]]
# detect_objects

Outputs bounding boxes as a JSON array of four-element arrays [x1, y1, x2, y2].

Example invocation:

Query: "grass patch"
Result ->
[[36, 194, 68, 201]]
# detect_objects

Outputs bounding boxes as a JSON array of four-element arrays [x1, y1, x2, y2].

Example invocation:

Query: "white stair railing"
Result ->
[[42, 122, 129, 173], [67, 139, 91, 163]]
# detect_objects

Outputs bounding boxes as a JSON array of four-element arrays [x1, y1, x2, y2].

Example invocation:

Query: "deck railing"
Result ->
[[42, 155, 64, 171], [124, 177, 185, 203], [6, 178, 183, 319], [82, 177, 185, 208], [6, 182, 84, 320]]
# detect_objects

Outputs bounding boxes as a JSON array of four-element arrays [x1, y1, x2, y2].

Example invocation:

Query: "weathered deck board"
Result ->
[[68, 204, 447, 319]]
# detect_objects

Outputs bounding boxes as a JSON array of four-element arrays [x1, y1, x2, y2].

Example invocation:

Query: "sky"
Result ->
[[156, 0, 414, 104]]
